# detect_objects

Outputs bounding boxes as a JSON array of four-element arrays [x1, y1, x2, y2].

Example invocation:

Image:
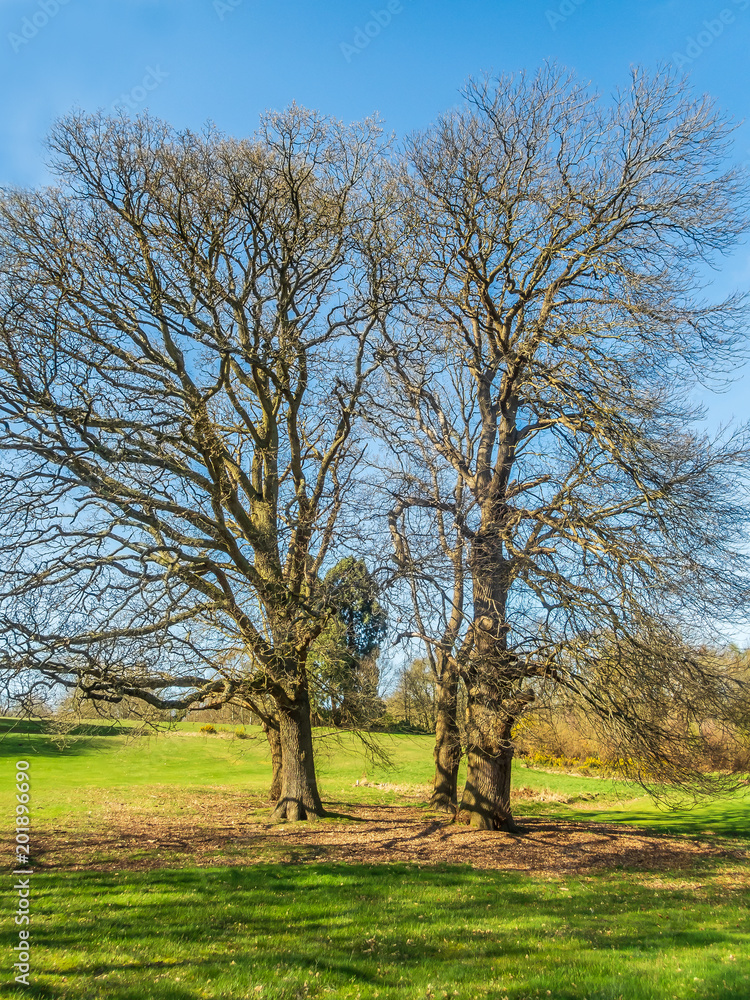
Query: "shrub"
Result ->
[[199, 723, 217, 734]]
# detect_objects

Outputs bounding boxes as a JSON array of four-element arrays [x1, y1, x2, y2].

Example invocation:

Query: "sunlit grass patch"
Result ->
[[2, 863, 748, 1000], [1, 719, 749, 998]]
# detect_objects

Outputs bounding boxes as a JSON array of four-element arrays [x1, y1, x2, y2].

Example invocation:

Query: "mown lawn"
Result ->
[[2, 719, 749, 999], [0, 718, 644, 813], [2, 864, 749, 1000]]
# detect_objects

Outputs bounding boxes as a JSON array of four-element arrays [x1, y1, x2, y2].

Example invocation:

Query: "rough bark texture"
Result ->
[[431, 666, 461, 811], [456, 535, 523, 831], [456, 682, 518, 830], [263, 721, 283, 803], [270, 695, 325, 822]]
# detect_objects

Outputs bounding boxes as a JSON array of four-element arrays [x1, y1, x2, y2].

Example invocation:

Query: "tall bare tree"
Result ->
[[387, 452, 471, 809], [385, 66, 750, 829], [0, 107, 396, 821]]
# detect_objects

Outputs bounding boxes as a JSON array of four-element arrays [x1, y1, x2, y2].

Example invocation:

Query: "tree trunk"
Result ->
[[431, 663, 461, 811], [262, 721, 283, 803], [458, 744, 515, 830], [456, 688, 518, 831], [270, 693, 325, 822], [456, 528, 524, 831]]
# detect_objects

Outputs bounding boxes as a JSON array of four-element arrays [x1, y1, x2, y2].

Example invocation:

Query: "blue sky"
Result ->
[[1, 0, 748, 647], [1, 0, 748, 424]]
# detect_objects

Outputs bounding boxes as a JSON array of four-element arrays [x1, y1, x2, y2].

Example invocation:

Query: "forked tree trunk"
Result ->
[[262, 721, 283, 803], [456, 690, 518, 831], [270, 694, 325, 822], [431, 663, 461, 811]]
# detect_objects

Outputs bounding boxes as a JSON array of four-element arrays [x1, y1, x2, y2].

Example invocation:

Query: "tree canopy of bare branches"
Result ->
[[0, 106, 396, 820], [1, 66, 749, 835], [381, 65, 750, 828]]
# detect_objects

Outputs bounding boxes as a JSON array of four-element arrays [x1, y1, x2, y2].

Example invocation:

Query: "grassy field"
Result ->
[[1, 718, 749, 1000]]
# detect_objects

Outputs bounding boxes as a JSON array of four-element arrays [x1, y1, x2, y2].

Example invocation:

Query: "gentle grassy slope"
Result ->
[[4, 717, 747, 834], [3, 716, 750, 840], [0, 718, 639, 808], [5, 719, 750, 838], [527, 792, 750, 840], [2, 719, 749, 999]]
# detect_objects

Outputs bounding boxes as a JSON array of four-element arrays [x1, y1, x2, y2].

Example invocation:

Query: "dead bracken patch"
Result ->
[[24, 793, 750, 879], [514, 785, 579, 804], [353, 780, 432, 797]]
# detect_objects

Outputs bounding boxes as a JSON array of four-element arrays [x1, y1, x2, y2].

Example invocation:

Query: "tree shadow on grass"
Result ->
[[0, 732, 120, 759], [559, 797, 750, 841], [316, 803, 374, 823], [0, 717, 146, 759], [0, 717, 127, 738], [14, 863, 749, 1000]]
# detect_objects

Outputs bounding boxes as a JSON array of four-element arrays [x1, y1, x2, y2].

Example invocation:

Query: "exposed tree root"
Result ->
[[270, 797, 326, 823], [456, 808, 521, 833], [430, 792, 458, 813]]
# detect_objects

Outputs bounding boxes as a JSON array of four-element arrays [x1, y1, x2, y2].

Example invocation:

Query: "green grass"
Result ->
[[2, 718, 749, 999], [0, 718, 637, 809], [3, 714, 748, 839], [526, 790, 750, 841], [1, 864, 748, 1000]]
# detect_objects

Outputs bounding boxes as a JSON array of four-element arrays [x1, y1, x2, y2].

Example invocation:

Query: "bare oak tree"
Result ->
[[385, 66, 750, 829], [0, 107, 395, 821], [387, 450, 471, 809]]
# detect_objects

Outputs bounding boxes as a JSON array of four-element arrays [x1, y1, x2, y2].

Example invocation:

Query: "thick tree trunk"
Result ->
[[458, 745, 515, 830], [456, 523, 526, 831], [456, 689, 518, 831], [262, 721, 283, 803], [431, 664, 461, 811], [270, 694, 325, 822]]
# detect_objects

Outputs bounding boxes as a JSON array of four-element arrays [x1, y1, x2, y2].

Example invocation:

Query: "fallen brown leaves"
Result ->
[[27, 792, 750, 880]]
